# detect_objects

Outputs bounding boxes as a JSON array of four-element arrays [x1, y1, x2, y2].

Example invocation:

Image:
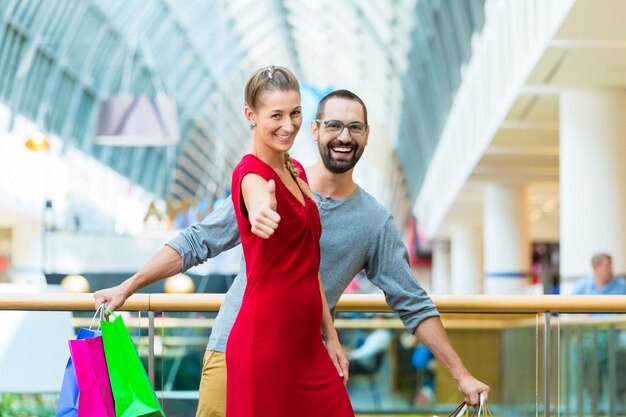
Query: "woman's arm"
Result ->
[[241, 175, 281, 238], [319, 274, 350, 384], [297, 177, 348, 382]]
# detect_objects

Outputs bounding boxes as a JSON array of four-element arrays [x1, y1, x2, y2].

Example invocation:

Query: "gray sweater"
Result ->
[[167, 186, 439, 353]]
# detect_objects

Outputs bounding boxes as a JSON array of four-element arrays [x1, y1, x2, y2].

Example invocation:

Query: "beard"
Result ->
[[318, 137, 364, 173]]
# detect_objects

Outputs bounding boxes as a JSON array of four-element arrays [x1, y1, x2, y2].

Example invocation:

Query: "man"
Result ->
[[572, 253, 626, 295], [95, 90, 490, 416]]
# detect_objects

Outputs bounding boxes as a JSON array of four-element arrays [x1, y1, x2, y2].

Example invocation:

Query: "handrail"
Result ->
[[3, 291, 623, 412], [2, 293, 626, 313]]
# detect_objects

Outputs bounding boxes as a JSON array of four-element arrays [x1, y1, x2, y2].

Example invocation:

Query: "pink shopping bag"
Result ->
[[68, 335, 115, 417]]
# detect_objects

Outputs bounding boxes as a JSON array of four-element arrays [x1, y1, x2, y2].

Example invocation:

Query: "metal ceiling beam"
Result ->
[[276, 0, 301, 76]]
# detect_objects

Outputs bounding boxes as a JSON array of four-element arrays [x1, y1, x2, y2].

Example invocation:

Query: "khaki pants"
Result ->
[[196, 350, 226, 417]]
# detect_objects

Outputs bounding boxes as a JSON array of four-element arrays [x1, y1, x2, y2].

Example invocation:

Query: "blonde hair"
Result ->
[[284, 152, 298, 178], [244, 65, 300, 110], [245, 65, 300, 178]]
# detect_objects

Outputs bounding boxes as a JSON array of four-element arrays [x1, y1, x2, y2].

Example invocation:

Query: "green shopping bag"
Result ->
[[101, 307, 165, 417]]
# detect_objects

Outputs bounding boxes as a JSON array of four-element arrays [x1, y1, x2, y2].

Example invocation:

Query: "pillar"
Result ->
[[450, 223, 482, 294], [483, 184, 530, 293], [560, 89, 626, 282], [431, 241, 451, 294]]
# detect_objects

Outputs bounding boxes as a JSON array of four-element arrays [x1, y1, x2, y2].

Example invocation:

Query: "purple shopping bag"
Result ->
[[68, 334, 115, 417]]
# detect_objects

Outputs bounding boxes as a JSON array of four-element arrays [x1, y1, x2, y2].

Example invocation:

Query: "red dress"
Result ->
[[226, 154, 354, 417]]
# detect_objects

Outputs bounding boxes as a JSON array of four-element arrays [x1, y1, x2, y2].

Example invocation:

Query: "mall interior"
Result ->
[[2, 0, 626, 416]]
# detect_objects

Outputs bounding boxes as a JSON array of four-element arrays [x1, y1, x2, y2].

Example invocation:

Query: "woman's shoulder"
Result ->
[[234, 154, 274, 181]]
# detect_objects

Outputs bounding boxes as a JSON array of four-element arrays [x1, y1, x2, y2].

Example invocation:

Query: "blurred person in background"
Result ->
[[571, 253, 626, 295]]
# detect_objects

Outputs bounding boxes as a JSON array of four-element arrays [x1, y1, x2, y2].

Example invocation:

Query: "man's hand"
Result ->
[[457, 373, 490, 406], [325, 338, 350, 385], [249, 179, 280, 239], [94, 284, 130, 314]]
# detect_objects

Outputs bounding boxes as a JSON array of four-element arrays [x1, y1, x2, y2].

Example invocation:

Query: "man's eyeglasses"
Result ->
[[316, 119, 369, 138]]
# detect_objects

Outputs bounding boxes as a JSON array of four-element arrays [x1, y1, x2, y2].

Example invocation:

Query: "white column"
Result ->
[[483, 184, 530, 293], [560, 89, 626, 282], [450, 223, 482, 294], [431, 241, 451, 294]]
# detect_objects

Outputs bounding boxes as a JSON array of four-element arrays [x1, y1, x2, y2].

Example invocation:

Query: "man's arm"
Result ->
[[167, 199, 241, 270], [364, 215, 489, 405], [94, 199, 241, 311], [364, 215, 439, 333], [94, 245, 182, 311], [414, 317, 490, 405]]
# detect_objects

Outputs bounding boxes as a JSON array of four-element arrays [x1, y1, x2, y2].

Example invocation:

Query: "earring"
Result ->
[[251, 123, 256, 128]]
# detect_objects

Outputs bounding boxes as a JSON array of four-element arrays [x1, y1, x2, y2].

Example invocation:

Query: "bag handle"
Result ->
[[101, 304, 116, 320], [448, 401, 469, 417], [90, 304, 117, 330], [449, 393, 491, 417], [88, 304, 106, 330], [471, 394, 492, 417]]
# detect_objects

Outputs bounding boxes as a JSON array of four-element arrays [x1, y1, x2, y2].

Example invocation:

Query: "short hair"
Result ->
[[315, 89, 368, 124], [591, 252, 612, 267], [244, 65, 300, 111]]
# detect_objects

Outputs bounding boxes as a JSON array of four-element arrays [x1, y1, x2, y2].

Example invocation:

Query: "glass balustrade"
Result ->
[[1, 296, 625, 416]]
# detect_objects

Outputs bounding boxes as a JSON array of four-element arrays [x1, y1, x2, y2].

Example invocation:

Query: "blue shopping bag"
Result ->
[[55, 323, 102, 416]]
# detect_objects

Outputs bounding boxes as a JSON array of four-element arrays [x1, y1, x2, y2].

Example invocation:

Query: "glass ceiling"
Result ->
[[0, 0, 484, 215]]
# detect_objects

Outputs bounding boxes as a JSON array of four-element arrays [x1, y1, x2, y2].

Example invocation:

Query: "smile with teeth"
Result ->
[[331, 146, 353, 154], [274, 133, 292, 142]]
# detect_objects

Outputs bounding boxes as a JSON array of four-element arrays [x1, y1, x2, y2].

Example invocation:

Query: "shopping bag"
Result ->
[[56, 320, 102, 416], [101, 307, 165, 417], [68, 335, 115, 417]]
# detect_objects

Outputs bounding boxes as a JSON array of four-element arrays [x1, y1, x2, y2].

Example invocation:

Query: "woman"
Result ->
[[226, 65, 354, 417]]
